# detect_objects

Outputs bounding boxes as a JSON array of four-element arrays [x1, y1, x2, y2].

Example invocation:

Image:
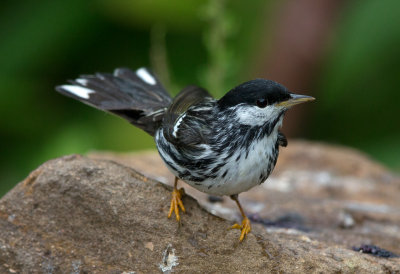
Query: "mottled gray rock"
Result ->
[[0, 141, 399, 273]]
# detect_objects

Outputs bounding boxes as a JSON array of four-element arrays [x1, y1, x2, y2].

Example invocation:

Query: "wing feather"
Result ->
[[163, 85, 214, 146]]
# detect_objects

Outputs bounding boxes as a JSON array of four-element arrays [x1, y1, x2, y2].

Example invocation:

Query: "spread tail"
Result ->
[[56, 67, 172, 136]]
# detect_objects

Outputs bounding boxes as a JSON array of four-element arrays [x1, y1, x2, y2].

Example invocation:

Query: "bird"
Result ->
[[56, 67, 314, 241]]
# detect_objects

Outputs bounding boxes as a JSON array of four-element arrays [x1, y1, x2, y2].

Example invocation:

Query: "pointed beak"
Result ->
[[276, 93, 315, 108]]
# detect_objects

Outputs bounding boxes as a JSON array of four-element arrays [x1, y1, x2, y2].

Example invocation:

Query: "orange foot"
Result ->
[[168, 187, 185, 221], [231, 217, 251, 242]]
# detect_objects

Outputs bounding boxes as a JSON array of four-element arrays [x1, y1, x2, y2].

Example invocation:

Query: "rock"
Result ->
[[1, 142, 400, 273]]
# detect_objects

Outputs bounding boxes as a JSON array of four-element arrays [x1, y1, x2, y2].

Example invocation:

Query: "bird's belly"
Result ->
[[206, 156, 275, 195], [187, 138, 278, 196], [155, 129, 278, 196]]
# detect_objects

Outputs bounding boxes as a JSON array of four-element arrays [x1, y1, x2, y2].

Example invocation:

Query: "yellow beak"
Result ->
[[276, 94, 315, 108]]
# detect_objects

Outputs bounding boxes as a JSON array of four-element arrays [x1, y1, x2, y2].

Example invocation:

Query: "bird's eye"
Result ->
[[256, 98, 268, 108]]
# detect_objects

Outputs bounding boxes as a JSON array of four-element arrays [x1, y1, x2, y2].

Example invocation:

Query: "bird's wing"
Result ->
[[163, 85, 214, 147], [56, 67, 172, 135]]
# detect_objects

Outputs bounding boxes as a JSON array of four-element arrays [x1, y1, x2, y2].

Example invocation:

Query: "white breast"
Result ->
[[199, 130, 279, 195], [155, 122, 281, 196]]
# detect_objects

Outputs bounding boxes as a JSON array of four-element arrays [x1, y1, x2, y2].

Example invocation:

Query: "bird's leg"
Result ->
[[230, 194, 251, 242], [168, 177, 186, 221]]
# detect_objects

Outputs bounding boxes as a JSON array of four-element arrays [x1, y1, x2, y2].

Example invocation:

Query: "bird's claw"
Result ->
[[168, 187, 185, 221], [231, 217, 251, 242]]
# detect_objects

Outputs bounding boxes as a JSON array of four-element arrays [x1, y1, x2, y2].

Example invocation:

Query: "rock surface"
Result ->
[[1, 141, 400, 273]]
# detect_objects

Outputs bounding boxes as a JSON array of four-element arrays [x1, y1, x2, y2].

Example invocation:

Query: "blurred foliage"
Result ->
[[311, 0, 400, 170], [0, 0, 266, 195], [97, 0, 205, 31], [0, 0, 399, 197], [200, 0, 237, 95]]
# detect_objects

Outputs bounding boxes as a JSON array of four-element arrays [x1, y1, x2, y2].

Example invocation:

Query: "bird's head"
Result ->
[[217, 79, 314, 128]]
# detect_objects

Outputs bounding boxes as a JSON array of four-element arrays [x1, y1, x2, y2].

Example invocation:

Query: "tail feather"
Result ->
[[56, 67, 172, 136]]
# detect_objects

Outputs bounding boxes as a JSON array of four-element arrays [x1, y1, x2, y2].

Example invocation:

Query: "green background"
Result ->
[[1, 0, 399, 196]]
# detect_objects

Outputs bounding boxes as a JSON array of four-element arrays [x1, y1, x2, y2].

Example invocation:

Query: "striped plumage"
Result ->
[[56, 67, 314, 241], [155, 98, 285, 196]]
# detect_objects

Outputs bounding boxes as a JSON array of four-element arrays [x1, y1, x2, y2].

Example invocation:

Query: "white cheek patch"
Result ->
[[235, 105, 282, 126], [136, 68, 156, 85], [60, 85, 94, 99]]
